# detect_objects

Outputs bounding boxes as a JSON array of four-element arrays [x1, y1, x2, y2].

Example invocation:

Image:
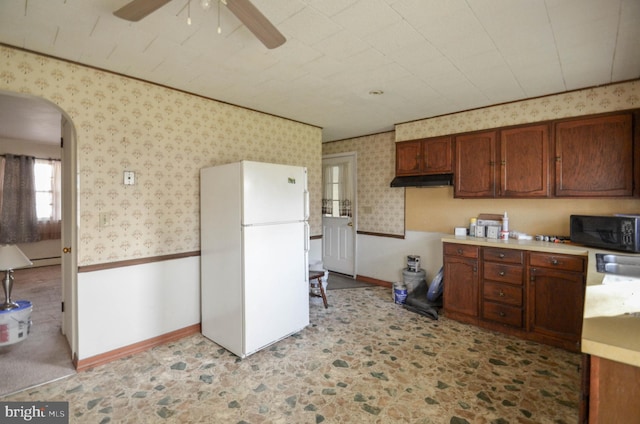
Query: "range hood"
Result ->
[[390, 173, 454, 188]]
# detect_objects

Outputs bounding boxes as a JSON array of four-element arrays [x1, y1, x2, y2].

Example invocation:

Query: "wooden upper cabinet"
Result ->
[[555, 113, 633, 197], [396, 136, 452, 176], [500, 124, 550, 197], [396, 140, 422, 175], [423, 136, 453, 174], [454, 131, 497, 197]]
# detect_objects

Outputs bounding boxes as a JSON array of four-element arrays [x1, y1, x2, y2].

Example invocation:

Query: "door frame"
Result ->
[[321, 152, 357, 277]]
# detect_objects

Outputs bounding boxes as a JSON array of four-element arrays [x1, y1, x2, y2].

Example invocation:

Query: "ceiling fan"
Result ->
[[113, 0, 286, 49]]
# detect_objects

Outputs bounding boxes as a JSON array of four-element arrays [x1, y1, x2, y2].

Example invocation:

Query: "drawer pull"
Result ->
[[499, 290, 505, 297], [499, 311, 506, 317], [551, 258, 559, 265], [499, 253, 505, 258], [499, 271, 505, 276], [457, 249, 463, 255]]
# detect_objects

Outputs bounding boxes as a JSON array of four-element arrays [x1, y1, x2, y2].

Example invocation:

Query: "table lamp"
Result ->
[[0, 245, 33, 310]]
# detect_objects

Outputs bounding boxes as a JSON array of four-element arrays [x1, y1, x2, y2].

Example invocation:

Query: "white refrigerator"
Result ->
[[200, 161, 310, 358]]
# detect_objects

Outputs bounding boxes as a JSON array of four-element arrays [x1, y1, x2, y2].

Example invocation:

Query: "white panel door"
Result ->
[[61, 116, 77, 355], [323, 216, 354, 276], [243, 222, 309, 355], [242, 162, 307, 225]]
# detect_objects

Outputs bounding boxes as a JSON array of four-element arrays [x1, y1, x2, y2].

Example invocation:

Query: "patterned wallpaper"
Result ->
[[0, 46, 322, 266], [396, 80, 640, 140], [322, 131, 404, 236]]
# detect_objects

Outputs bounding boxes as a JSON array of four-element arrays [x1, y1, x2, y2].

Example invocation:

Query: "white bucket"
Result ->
[[0, 300, 32, 346], [403, 268, 426, 293], [407, 255, 421, 272], [393, 282, 408, 304]]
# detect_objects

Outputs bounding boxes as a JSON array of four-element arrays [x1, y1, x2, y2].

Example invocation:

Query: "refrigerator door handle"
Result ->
[[303, 189, 309, 221], [304, 222, 310, 252]]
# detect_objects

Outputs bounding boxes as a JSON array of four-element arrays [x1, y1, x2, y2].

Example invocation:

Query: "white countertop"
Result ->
[[442, 236, 640, 367]]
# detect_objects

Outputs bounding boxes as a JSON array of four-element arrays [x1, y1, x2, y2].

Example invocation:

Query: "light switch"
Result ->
[[124, 171, 135, 185], [99, 213, 109, 227]]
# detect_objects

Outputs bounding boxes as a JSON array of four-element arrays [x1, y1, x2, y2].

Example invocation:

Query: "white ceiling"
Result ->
[[0, 0, 639, 144]]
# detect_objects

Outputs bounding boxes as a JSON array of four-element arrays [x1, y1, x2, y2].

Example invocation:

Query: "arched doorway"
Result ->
[[0, 91, 78, 369]]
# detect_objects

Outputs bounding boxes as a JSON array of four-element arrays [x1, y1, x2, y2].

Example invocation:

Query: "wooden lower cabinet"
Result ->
[[582, 355, 640, 423], [443, 242, 586, 352], [443, 243, 479, 324], [481, 247, 524, 329]]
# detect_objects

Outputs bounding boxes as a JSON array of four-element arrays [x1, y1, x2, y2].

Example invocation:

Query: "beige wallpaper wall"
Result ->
[[396, 80, 640, 140], [0, 46, 322, 266], [322, 131, 404, 236]]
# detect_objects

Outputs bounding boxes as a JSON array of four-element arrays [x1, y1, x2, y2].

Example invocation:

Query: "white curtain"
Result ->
[[51, 159, 62, 221]]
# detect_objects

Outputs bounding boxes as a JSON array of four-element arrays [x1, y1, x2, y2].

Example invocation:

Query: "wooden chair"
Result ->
[[309, 270, 328, 308]]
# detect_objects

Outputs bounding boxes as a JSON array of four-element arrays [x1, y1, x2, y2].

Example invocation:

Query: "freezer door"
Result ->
[[242, 161, 307, 225], [243, 222, 309, 355]]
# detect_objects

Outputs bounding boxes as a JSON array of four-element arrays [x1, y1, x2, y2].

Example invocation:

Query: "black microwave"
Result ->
[[570, 215, 640, 253]]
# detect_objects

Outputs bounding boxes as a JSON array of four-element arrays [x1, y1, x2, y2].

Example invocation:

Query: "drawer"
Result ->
[[444, 243, 479, 259], [482, 301, 523, 328], [483, 281, 522, 306], [483, 248, 523, 264], [483, 262, 523, 284], [529, 252, 585, 272]]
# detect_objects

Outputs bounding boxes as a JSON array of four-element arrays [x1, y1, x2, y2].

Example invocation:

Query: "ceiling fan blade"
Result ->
[[225, 0, 286, 49], [114, 0, 173, 22]]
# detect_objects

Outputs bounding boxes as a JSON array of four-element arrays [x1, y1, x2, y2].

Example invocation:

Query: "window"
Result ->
[[322, 161, 352, 217], [34, 160, 56, 220], [34, 159, 62, 240]]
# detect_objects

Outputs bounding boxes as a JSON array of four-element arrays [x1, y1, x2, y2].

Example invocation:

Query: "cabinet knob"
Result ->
[[499, 253, 505, 258], [551, 258, 559, 265], [499, 290, 505, 297], [499, 271, 505, 276], [457, 249, 463, 254], [499, 312, 506, 317]]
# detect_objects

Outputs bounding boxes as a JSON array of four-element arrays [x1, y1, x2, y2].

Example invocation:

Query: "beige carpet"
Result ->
[[0, 265, 75, 397]]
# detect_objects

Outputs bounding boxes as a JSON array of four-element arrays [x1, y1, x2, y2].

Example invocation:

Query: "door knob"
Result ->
[[63, 247, 71, 254], [347, 222, 353, 227]]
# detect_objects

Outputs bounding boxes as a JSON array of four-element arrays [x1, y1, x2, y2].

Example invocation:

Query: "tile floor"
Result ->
[[4, 287, 581, 423]]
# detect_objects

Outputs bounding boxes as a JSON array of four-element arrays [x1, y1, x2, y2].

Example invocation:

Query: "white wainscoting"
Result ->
[[356, 231, 447, 283], [77, 256, 200, 360]]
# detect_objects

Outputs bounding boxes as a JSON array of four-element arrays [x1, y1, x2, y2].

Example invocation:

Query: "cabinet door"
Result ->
[[589, 356, 640, 422], [454, 131, 497, 197], [443, 255, 479, 321], [395, 140, 422, 175], [528, 267, 585, 351], [423, 136, 452, 174], [555, 114, 633, 197], [500, 124, 549, 197]]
